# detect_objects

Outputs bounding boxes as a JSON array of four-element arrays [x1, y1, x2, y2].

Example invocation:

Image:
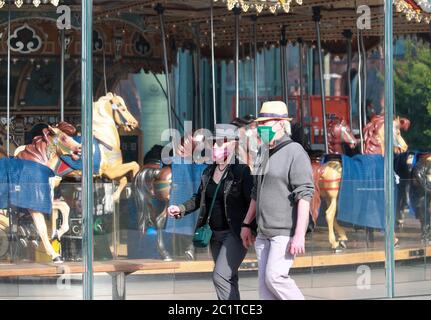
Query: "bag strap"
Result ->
[[206, 167, 229, 224], [258, 139, 294, 186], [269, 139, 294, 158]]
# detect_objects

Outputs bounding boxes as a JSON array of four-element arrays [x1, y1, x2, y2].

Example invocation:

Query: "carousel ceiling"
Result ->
[[0, 1, 429, 62]]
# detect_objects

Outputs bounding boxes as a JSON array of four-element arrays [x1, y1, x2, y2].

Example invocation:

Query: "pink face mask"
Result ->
[[213, 145, 229, 162]]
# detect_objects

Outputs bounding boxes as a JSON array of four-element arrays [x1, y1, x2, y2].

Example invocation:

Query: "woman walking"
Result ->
[[168, 124, 255, 300]]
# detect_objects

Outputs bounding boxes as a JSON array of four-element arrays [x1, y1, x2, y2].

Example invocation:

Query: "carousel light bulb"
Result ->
[[269, 5, 277, 14], [282, 3, 290, 13], [296, 0, 302, 5], [33, 0, 41, 6], [255, 4, 263, 14], [50, 0, 59, 6], [242, 3, 249, 12], [15, 0, 23, 8], [0, 0, 5, 8], [425, 16, 431, 24], [418, 13, 423, 23]]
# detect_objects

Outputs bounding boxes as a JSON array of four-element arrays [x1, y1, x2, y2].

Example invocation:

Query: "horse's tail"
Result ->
[[133, 168, 148, 234], [310, 162, 323, 224]]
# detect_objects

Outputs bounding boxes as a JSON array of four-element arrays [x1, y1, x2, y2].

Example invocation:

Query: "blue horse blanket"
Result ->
[[165, 157, 208, 235], [60, 137, 101, 174], [0, 157, 55, 214], [327, 154, 386, 230]]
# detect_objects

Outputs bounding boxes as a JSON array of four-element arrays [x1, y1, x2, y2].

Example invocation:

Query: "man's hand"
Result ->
[[288, 234, 305, 256], [241, 227, 255, 249], [167, 205, 181, 219]]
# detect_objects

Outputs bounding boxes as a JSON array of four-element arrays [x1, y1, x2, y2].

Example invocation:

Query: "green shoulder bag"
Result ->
[[193, 169, 228, 248]]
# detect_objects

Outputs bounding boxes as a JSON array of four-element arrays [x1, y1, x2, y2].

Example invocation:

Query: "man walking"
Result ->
[[240, 101, 314, 300]]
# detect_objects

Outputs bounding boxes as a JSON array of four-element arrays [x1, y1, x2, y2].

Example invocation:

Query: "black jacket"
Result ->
[[179, 163, 256, 239]]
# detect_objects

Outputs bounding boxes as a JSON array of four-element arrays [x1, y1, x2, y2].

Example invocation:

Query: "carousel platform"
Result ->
[[0, 223, 429, 296]]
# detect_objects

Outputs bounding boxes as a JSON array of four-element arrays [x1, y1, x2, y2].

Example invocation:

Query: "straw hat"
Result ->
[[255, 101, 293, 122]]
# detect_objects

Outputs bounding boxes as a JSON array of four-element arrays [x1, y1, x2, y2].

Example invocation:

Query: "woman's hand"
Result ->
[[167, 205, 181, 219]]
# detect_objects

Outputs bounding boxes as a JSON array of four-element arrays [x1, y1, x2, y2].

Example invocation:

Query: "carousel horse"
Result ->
[[410, 153, 431, 242], [311, 118, 358, 251], [1, 122, 81, 263], [313, 115, 409, 251], [60, 93, 140, 202], [133, 135, 212, 261], [133, 145, 173, 261]]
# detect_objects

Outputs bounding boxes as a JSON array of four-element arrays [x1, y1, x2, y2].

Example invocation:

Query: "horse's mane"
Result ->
[[327, 119, 347, 154], [363, 115, 385, 154], [144, 145, 164, 165], [16, 122, 76, 166]]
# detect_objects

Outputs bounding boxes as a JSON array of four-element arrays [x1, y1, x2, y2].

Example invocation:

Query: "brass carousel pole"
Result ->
[[280, 26, 288, 103], [298, 37, 304, 126], [252, 15, 258, 116], [313, 6, 328, 153], [360, 30, 368, 127], [210, 1, 217, 128], [343, 29, 353, 130], [155, 3, 173, 130], [60, 29, 65, 122], [233, 6, 240, 118], [6, 1, 11, 157], [357, 28, 364, 154]]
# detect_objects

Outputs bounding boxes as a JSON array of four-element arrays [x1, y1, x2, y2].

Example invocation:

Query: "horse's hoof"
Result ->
[[51, 230, 59, 242], [52, 256, 64, 264], [163, 256, 173, 262], [394, 239, 400, 248], [31, 240, 39, 249], [185, 250, 195, 261], [339, 240, 348, 249], [333, 246, 345, 253], [19, 238, 28, 248]]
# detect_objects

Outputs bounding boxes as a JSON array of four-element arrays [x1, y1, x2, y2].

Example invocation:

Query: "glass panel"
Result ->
[[88, 0, 429, 301], [0, 0, 83, 299], [305, 0, 389, 299], [393, 33, 431, 296]]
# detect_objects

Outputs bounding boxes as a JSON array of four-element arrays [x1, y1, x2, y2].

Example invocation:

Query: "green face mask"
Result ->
[[257, 126, 276, 145]]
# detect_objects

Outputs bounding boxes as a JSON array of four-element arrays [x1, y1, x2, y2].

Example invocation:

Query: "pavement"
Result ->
[[0, 261, 430, 300]]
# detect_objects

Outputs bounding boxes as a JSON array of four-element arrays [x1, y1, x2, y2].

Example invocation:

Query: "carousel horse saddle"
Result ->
[[58, 137, 102, 176], [165, 157, 208, 236], [0, 157, 55, 214], [328, 154, 387, 230]]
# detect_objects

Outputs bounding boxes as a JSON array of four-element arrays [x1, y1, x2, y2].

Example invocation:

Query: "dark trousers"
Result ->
[[210, 230, 248, 300]]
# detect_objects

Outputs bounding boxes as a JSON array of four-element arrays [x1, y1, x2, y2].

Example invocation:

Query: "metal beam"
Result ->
[[81, 0, 94, 301], [384, 0, 395, 299]]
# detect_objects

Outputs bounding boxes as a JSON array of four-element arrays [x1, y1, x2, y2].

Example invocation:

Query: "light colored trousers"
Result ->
[[255, 233, 305, 300]]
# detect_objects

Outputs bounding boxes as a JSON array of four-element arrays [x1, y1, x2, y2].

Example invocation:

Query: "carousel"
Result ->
[[0, 0, 430, 299]]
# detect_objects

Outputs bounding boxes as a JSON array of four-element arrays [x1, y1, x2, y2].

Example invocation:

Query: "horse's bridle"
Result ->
[[110, 100, 129, 126]]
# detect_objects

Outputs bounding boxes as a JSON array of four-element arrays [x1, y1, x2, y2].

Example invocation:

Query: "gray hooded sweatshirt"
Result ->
[[251, 135, 315, 237]]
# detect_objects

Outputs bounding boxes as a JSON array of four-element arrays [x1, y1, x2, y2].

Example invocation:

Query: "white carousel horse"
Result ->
[[63, 93, 140, 202]]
